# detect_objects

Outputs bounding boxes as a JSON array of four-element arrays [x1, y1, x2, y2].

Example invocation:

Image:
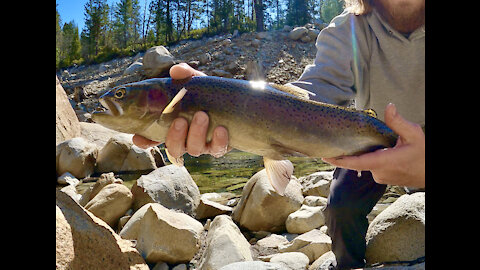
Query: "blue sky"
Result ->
[[56, 0, 148, 32]]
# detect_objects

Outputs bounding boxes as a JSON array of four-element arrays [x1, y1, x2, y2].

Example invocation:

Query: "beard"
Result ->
[[374, 0, 425, 35]]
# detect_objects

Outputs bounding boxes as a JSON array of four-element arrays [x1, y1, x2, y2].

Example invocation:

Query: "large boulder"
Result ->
[[56, 137, 98, 178], [95, 134, 164, 173], [232, 169, 303, 232], [142, 46, 175, 77], [131, 165, 200, 216], [119, 203, 204, 264], [365, 192, 425, 264], [84, 183, 133, 228], [56, 75, 81, 145], [56, 190, 148, 270], [198, 215, 253, 270]]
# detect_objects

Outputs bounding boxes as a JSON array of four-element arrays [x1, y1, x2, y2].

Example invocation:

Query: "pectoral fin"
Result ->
[[165, 148, 184, 167], [162, 87, 187, 114], [263, 157, 294, 196]]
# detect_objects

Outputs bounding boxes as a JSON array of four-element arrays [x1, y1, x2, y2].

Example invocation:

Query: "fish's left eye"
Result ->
[[114, 88, 126, 99]]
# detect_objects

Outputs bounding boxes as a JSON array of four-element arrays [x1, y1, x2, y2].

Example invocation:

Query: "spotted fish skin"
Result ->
[[92, 76, 398, 160]]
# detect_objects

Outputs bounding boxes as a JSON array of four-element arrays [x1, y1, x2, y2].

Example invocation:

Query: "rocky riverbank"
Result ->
[[56, 25, 425, 270]]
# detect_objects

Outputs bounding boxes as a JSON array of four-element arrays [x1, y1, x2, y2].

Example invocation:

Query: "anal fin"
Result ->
[[165, 148, 184, 167], [264, 157, 294, 196]]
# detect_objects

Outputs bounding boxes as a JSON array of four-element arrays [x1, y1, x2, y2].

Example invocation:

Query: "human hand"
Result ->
[[132, 63, 231, 159], [322, 103, 425, 188]]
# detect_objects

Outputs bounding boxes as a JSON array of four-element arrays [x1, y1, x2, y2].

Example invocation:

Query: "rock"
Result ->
[[95, 134, 161, 173], [270, 252, 310, 270], [219, 261, 289, 270], [79, 172, 123, 206], [124, 59, 144, 75], [199, 52, 212, 65], [298, 171, 333, 197], [300, 35, 311, 43], [288, 27, 308, 40], [255, 32, 270, 40], [309, 251, 336, 270], [283, 25, 293, 32], [119, 203, 204, 264], [142, 46, 175, 77], [212, 69, 233, 78], [196, 196, 233, 220], [232, 169, 303, 232], [307, 29, 320, 40], [279, 229, 331, 263], [256, 234, 289, 249], [57, 172, 79, 186], [56, 75, 81, 145], [60, 184, 82, 203], [152, 262, 169, 270], [198, 215, 253, 270], [303, 195, 328, 207], [251, 39, 261, 47], [56, 190, 148, 270], [131, 165, 200, 216], [79, 122, 126, 148], [286, 204, 325, 234], [56, 205, 75, 269], [365, 192, 425, 264], [56, 137, 98, 178], [84, 183, 133, 228]]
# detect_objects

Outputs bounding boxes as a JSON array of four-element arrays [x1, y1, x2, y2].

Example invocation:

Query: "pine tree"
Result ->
[[113, 0, 142, 48], [82, 0, 110, 57], [61, 21, 82, 66]]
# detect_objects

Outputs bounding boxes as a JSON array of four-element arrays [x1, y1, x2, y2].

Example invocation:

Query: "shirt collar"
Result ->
[[370, 9, 425, 42]]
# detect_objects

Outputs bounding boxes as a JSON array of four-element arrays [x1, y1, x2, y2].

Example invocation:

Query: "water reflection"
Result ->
[[76, 149, 334, 195]]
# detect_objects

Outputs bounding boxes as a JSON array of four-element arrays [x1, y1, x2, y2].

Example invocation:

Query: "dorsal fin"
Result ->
[[268, 83, 314, 100]]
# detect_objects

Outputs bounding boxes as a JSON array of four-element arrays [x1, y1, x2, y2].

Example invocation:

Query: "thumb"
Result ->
[[384, 103, 423, 142]]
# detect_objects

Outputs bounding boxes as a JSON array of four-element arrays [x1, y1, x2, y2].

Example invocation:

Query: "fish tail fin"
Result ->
[[165, 148, 184, 167], [263, 157, 294, 196]]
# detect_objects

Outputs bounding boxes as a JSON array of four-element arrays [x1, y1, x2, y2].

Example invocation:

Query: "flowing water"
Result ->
[[76, 148, 335, 195]]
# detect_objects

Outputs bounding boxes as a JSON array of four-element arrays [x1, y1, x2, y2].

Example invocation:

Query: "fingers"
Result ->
[[170, 63, 207, 80], [132, 134, 161, 149], [186, 111, 210, 156], [385, 103, 424, 142], [165, 117, 188, 158], [208, 126, 230, 158], [322, 148, 391, 171]]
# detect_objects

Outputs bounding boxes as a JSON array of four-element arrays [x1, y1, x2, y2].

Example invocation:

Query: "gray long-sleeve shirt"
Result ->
[[289, 9, 425, 126]]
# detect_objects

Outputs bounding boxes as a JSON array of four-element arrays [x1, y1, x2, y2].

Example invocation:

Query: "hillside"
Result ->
[[56, 28, 319, 121]]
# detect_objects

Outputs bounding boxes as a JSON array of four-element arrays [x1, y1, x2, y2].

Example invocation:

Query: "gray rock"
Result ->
[[366, 193, 425, 264], [142, 46, 175, 77], [219, 261, 289, 270], [131, 165, 201, 216], [232, 169, 303, 232], [120, 203, 204, 264], [288, 27, 308, 40]]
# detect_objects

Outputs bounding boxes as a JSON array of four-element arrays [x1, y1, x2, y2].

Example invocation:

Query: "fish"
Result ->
[[92, 76, 398, 195]]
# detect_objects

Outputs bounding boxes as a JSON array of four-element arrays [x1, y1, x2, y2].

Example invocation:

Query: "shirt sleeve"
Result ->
[[288, 11, 362, 106]]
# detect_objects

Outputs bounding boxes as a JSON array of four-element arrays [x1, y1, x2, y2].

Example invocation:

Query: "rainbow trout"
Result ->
[[92, 76, 397, 195]]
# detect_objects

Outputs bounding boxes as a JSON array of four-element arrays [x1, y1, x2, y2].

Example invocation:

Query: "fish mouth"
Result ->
[[96, 98, 124, 116]]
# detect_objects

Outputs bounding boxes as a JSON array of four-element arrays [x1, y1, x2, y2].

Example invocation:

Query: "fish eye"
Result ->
[[114, 88, 126, 99]]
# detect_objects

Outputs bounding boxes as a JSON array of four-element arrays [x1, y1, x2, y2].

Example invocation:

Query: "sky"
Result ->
[[56, 0, 148, 32]]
